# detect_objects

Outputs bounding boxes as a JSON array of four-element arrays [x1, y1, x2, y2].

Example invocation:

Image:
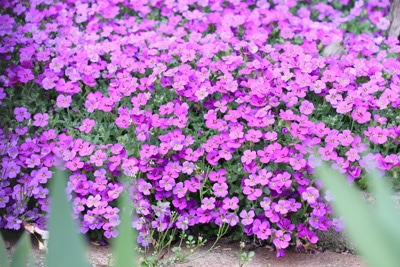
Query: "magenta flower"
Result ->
[[302, 187, 319, 204], [241, 150, 256, 165], [56, 94, 72, 108], [33, 113, 49, 127], [17, 68, 34, 83], [90, 150, 107, 167], [273, 230, 291, 249], [253, 220, 272, 240], [299, 100, 314, 115], [135, 124, 149, 141], [222, 197, 239, 210], [79, 118, 95, 134], [212, 182, 228, 197], [351, 106, 371, 124]]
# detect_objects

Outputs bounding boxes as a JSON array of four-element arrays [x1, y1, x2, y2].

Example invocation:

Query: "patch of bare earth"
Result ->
[[3, 230, 366, 267]]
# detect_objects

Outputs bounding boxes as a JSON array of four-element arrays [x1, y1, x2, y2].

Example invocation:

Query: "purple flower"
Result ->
[[159, 177, 175, 191], [17, 68, 34, 83], [79, 118, 96, 134], [332, 216, 345, 232], [14, 107, 30, 122], [273, 230, 291, 249]]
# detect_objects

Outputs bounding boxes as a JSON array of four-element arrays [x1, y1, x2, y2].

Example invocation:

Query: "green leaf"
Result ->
[[112, 184, 137, 267], [0, 235, 10, 267], [10, 232, 31, 267], [46, 169, 90, 267], [315, 161, 400, 267]]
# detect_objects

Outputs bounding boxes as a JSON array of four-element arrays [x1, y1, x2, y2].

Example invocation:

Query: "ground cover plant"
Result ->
[[1, 0, 400, 261]]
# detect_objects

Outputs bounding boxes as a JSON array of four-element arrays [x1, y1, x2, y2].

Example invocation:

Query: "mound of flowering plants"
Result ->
[[1, 0, 400, 258]]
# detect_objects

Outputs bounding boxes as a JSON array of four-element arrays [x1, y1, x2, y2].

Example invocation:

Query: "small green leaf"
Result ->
[[0, 235, 10, 267], [10, 232, 31, 267], [46, 169, 90, 267]]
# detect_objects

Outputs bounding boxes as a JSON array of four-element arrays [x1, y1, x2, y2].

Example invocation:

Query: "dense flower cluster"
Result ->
[[1, 0, 400, 257]]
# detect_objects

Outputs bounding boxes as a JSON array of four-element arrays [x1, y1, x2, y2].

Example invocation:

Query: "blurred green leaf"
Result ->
[[0, 234, 10, 267], [46, 169, 90, 267], [113, 185, 137, 267], [315, 161, 400, 267], [10, 232, 31, 267]]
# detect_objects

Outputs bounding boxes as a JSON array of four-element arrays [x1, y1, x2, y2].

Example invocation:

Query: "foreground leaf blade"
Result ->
[[315, 162, 400, 267], [46, 169, 90, 267], [10, 232, 31, 267], [0, 235, 10, 267], [113, 188, 137, 267]]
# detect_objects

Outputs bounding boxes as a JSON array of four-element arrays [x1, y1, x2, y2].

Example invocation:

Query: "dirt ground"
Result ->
[[2, 230, 367, 267]]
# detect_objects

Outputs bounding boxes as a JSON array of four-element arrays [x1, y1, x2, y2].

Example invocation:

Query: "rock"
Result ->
[[321, 42, 347, 57]]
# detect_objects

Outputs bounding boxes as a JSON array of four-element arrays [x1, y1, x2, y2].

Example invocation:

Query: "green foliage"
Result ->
[[46, 169, 90, 267], [315, 161, 400, 267], [113, 189, 137, 267]]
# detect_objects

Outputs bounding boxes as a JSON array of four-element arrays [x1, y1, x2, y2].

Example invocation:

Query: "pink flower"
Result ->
[[376, 17, 390, 30], [351, 106, 371, 124], [201, 197, 216, 210], [241, 150, 256, 165], [302, 187, 319, 204], [299, 100, 314, 115], [222, 196, 239, 210], [115, 115, 131, 129], [90, 150, 107, 166], [182, 161, 195, 175], [346, 148, 360, 162], [33, 113, 49, 127], [243, 186, 262, 201], [79, 118, 95, 133], [240, 210, 255, 226], [56, 94, 72, 108], [213, 182, 228, 197]]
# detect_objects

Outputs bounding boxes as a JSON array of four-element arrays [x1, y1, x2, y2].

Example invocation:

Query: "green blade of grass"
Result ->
[[113, 188, 137, 267], [10, 232, 31, 267], [366, 169, 400, 239], [46, 169, 90, 267], [315, 161, 400, 267], [0, 235, 10, 267]]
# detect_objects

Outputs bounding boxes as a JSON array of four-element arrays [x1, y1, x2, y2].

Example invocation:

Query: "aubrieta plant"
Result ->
[[0, 0, 400, 259]]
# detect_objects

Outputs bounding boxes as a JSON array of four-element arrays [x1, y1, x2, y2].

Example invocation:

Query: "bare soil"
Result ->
[[2, 230, 367, 267]]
